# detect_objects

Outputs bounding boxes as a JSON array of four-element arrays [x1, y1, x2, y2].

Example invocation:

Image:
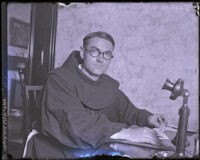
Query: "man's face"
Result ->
[[83, 37, 114, 76]]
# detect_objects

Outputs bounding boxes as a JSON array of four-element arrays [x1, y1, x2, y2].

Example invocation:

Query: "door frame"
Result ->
[[27, 3, 58, 85]]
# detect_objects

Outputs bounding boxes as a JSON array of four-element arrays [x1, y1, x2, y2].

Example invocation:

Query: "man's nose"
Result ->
[[96, 53, 103, 63]]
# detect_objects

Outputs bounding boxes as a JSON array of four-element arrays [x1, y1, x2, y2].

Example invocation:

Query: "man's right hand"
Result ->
[[110, 126, 161, 146]]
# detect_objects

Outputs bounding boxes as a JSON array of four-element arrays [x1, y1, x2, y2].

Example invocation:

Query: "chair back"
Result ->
[[23, 85, 43, 144]]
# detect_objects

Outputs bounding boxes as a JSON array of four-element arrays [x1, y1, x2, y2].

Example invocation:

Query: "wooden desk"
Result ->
[[109, 129, 197, 158], [164, 130, 196, 158]]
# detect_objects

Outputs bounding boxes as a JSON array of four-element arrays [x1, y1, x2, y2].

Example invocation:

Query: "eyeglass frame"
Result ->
[[82, 47, 114, 60]]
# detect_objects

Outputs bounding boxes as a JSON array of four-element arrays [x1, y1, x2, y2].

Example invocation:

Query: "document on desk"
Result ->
[[153, 123, 169, 140], [110, 138, 175, 152], [110, 125, 176, 152]]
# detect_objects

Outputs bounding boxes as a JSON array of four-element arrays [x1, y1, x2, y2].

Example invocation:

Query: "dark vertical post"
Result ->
[[176, 91, 190, 156], [170, 90, 190, 158], [28, 3, 58, 85], [49, 3, 58, 70], [1, 2, 8, 157]]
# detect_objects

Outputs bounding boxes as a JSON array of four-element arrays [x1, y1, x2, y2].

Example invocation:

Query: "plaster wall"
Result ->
[[55, 3, 199, 131]]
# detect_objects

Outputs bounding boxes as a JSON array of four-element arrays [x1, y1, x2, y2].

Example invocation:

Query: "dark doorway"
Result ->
[[28, 3, 58, 85]]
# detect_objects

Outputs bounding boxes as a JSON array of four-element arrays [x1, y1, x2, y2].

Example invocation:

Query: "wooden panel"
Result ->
[[28, 3, 58, 85]]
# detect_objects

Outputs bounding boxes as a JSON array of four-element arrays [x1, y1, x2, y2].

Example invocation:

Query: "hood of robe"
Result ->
[[51, 51, 120, 110]]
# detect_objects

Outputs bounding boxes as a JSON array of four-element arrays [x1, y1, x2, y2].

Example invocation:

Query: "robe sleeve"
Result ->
[[117, 90, 153, 127], [40, 74, 126, 149]]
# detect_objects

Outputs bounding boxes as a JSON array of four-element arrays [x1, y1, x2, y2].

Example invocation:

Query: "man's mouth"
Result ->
[[94, 64, 103, 68]]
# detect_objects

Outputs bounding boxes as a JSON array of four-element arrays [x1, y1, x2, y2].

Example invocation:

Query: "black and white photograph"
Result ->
[[2, 2, 199, 159]]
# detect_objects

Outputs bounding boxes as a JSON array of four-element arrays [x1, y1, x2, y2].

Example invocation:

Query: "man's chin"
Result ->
[[91, 70, 104, 76], [92, 72, 104, 76], [85, 67, 105, 77]]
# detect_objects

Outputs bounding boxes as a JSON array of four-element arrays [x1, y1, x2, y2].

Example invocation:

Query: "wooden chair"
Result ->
[[22, 85, 43, 145]]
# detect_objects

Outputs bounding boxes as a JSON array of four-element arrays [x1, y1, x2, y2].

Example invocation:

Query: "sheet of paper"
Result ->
[[153, 123, 169, 140]]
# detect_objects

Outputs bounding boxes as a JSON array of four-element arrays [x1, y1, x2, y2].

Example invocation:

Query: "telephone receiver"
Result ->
[[162, 78, 184, 100]]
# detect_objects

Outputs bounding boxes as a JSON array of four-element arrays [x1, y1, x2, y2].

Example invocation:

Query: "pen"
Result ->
[[166, 124, 198, 134]]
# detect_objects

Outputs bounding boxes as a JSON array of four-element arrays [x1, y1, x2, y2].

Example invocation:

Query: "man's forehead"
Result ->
[[85, 37, 114, 50]]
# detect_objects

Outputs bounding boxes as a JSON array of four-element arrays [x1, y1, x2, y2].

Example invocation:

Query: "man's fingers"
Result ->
[[157, 116, 162, 123], [155, 115, 168, 128], [157, 116, 165, 124], [162, 116, 168, 125], [159, 114, 168, 125]]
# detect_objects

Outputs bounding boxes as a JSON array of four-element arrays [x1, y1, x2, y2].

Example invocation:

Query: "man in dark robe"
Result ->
[[24, 31, 167, 159]]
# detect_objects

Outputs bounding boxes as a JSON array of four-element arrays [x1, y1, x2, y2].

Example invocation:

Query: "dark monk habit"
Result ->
[[25, 51, 153, 159]]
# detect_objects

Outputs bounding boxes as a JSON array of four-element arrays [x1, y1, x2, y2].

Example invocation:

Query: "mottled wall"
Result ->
[[55, 3, 199, 131], [7, 3, 31, 114]]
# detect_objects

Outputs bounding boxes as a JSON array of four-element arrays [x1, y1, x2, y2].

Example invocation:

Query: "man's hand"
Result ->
[[110, 127, 161, 146], [147, 114, 168, 128]]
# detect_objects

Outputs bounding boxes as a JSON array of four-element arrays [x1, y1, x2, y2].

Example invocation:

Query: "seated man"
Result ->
[[25, 31, 167, 159]]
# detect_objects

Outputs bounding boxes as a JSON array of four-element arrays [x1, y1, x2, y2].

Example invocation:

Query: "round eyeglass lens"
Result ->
[[90, 48, 99, 56], [104, 51, 113, 59]]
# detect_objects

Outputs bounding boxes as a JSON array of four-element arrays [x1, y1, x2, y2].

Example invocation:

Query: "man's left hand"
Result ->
[[147, 114, 168, 128]]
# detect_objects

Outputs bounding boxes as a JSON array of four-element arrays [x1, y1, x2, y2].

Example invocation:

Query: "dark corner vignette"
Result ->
[[193, 2, 200, 17]]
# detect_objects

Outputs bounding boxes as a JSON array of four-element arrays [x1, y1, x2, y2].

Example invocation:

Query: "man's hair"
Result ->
[[83, 31, 115, 48]]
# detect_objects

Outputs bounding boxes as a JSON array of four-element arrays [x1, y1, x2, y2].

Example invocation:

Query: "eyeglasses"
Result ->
[[83, 47, 114, 60]]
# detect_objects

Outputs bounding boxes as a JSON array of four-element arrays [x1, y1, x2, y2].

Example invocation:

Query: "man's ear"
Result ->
[[80, 46, 84, 59]]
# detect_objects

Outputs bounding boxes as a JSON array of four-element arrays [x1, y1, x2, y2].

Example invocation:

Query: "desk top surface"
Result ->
[[109, 129, 196, 158]]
